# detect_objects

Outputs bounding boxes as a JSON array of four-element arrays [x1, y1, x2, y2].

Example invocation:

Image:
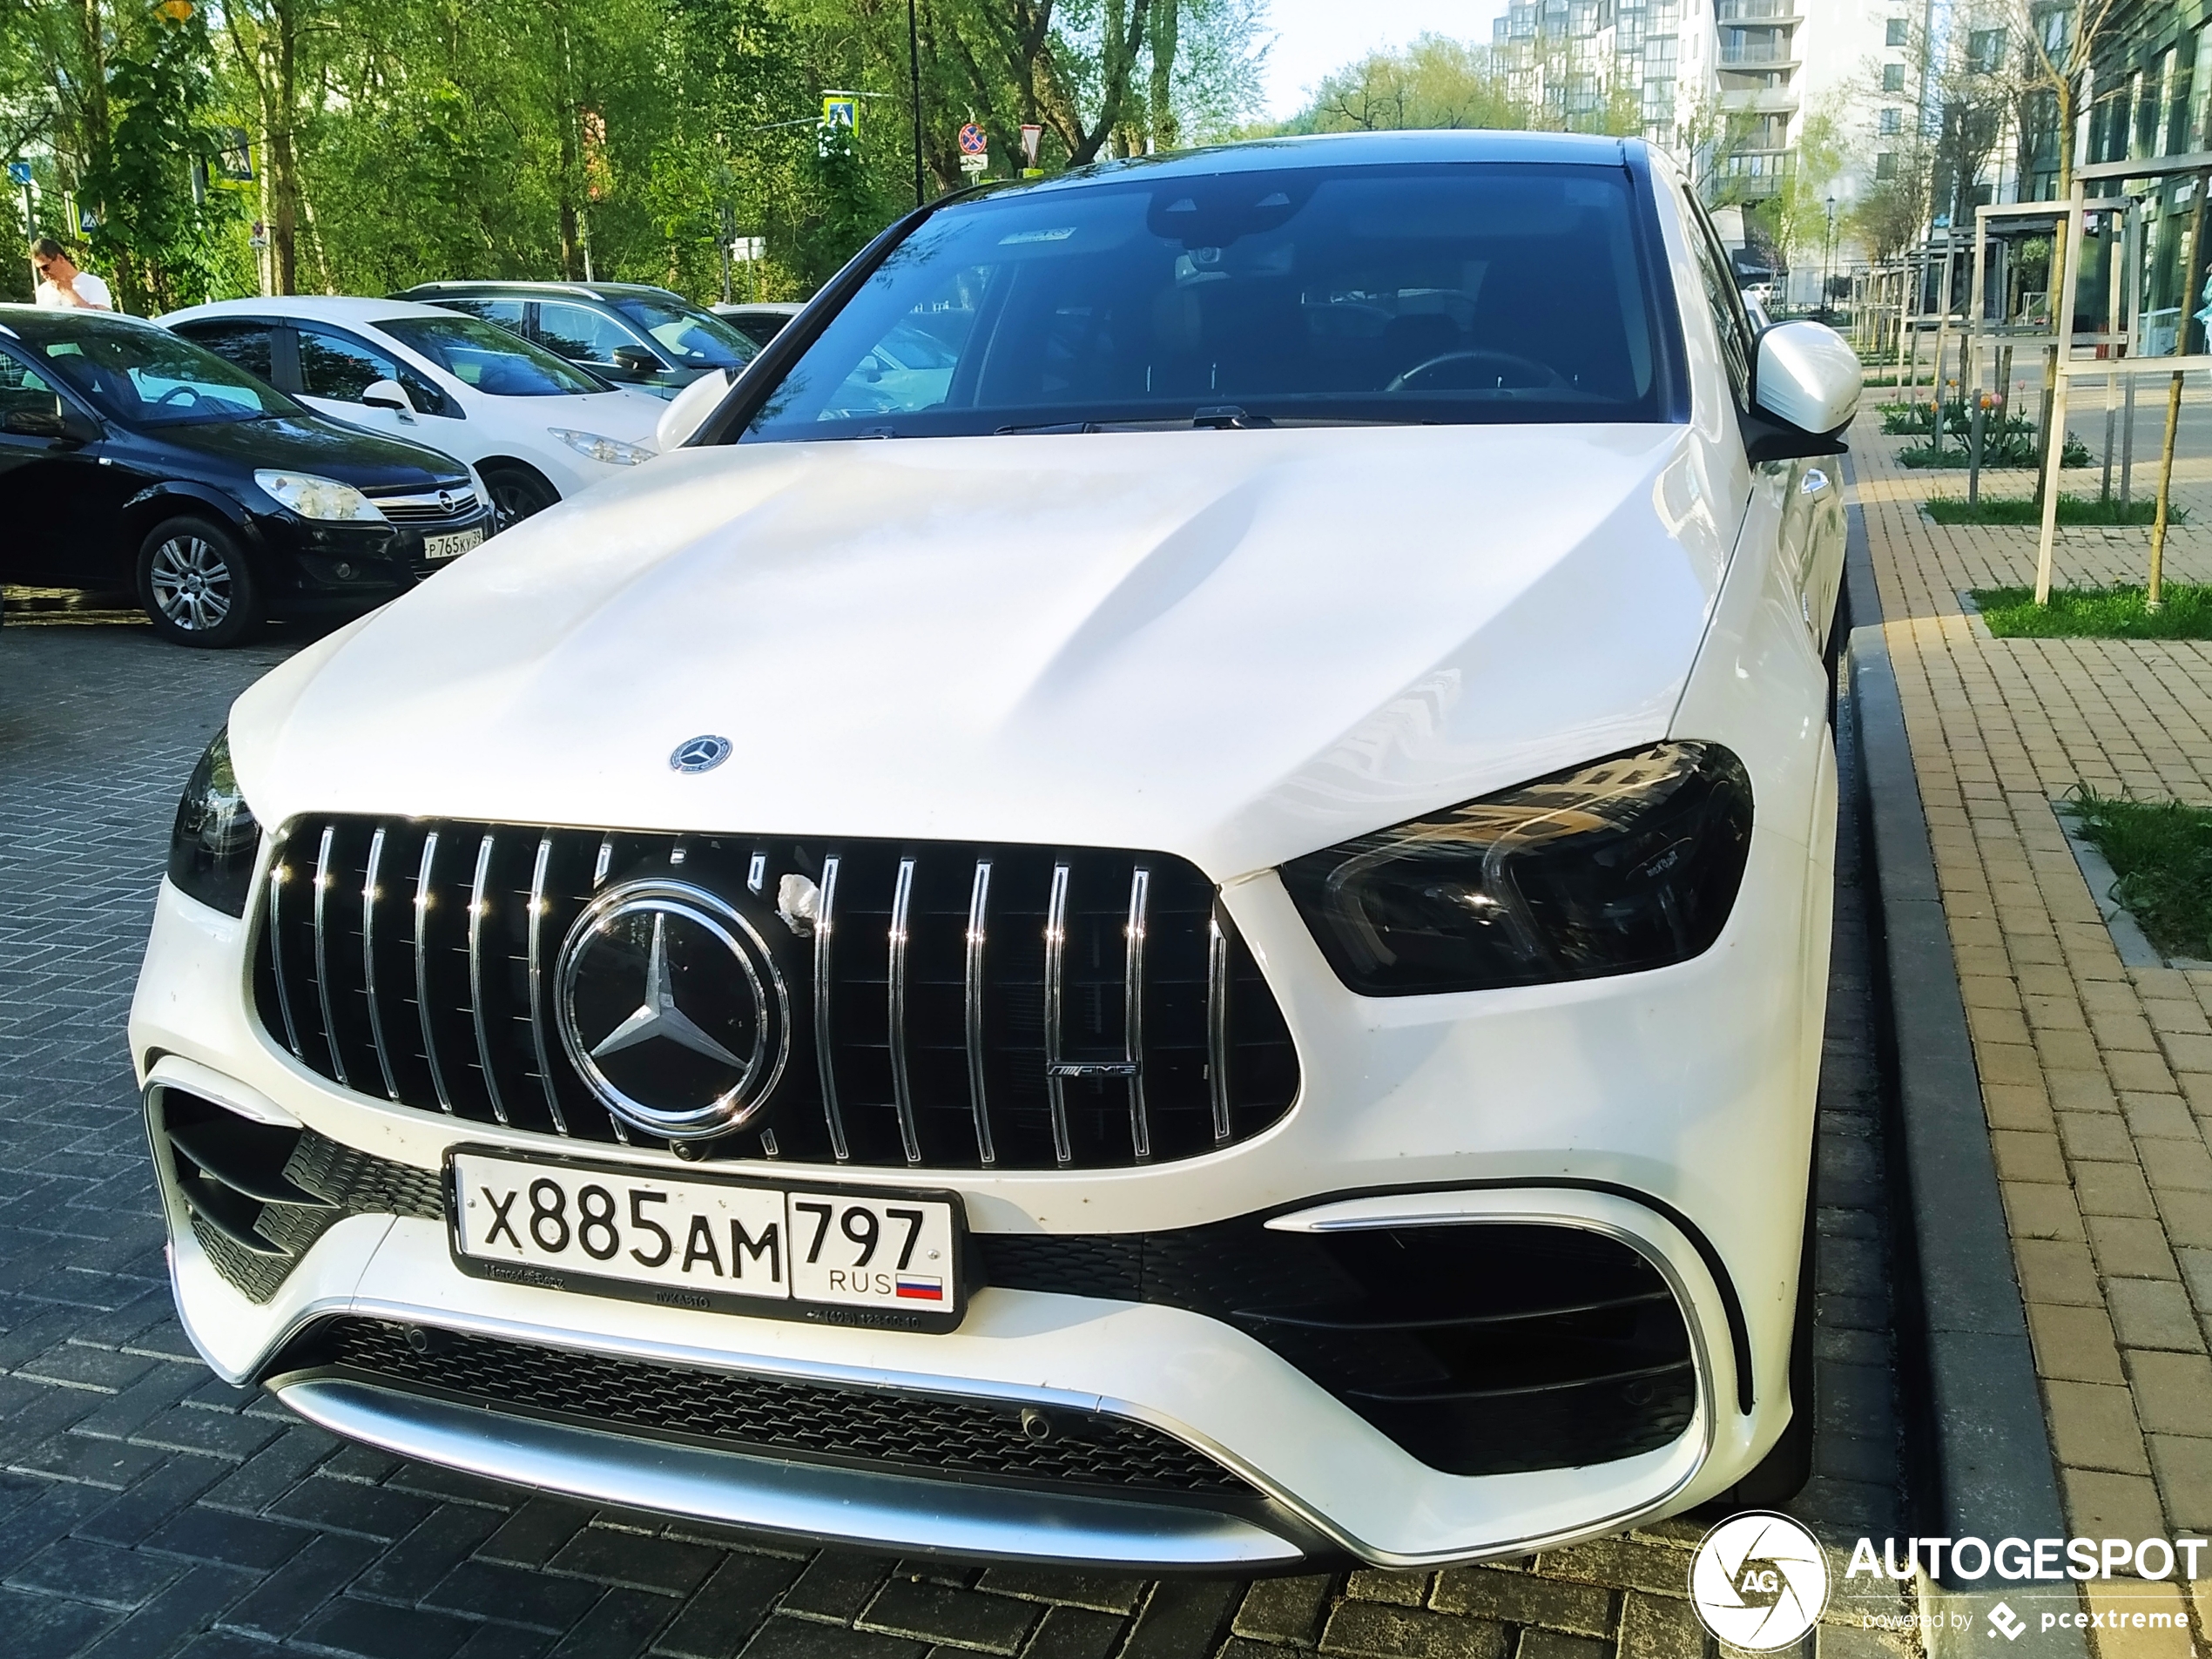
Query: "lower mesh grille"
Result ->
[[279, 1318, 1251, 1495]]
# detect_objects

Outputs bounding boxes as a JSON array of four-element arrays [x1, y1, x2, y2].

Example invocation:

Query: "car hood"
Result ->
[[510, 388, 665, 445], [152, 412, 469, 488], [229, 423, 1741, 875]]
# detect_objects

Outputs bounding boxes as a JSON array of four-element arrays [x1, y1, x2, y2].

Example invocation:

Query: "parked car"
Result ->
[[392, 281, 758, 401], [709, 300, 805, 347], [0, 306, 491, 647], [158, 297, 664, 530], [132, 132, 1856, 1568]]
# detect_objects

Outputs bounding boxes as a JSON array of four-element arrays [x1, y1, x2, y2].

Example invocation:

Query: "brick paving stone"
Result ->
[[293, 1592, 478, 1659], [857, 1577, 1038, 1653], [779, 1552, 894, 1622], [219, 1531, 383, 1639], [739, 1614, 927, 1659], [1342, 1568, 1427, 1605], [1318, 1602, 1508, 1659], [1019, 1604, 1126, 1659], [355, 1503, 512, 1601], [421, 1557, 610, 1632], [974, 1568, 1144, 1615], [653, 1552, 802, 1658], [1615, 1591, 1703, 1659], [548, 1523, 720, 1595], [0, 1582, 122, 1656], [1518, 1633, 1608, 1659], [1123, 1581, 1240, 1659], [1231, 1575, 1334, 1644], [73, 1563, 254, 1659], [1431, 1567, 1613, 1634]]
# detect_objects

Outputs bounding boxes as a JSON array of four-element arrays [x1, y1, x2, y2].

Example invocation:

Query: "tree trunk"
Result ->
[[264, 0, 300, 296], [1149, 0, 1177, 151]]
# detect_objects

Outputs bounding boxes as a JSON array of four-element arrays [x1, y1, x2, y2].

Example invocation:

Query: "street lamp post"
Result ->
[[1822, 196, 1837, 322]]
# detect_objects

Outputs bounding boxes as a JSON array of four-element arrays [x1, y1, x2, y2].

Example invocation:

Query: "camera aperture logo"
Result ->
[[1690, 1513, 1832, 1650]]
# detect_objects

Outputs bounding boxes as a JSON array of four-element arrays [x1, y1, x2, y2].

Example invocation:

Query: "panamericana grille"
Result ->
[[253, 818, 1299, 1170], [276, 1317, 1252, 1496]]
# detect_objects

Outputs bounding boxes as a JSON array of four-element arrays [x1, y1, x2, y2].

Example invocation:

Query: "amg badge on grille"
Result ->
[[555, 879, 792, 1139]]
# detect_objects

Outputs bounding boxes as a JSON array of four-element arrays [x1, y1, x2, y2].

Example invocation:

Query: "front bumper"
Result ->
[[131, 744, 1831, 1568]]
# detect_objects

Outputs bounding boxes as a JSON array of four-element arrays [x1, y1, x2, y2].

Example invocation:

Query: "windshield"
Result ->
[[28, 321, 297, 426], [741, 162, 1673, 441], [609, 297, 758, 368], [377, 314, 608, 396]]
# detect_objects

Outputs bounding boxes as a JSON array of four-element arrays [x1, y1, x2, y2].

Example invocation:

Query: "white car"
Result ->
[[132, 132, 1856, 1570], [155, 296, 666, 529]]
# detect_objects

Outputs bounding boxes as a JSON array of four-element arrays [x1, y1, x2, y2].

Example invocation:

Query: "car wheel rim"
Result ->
[[149, 537, 232, 632], [490, 477, 544, 532]]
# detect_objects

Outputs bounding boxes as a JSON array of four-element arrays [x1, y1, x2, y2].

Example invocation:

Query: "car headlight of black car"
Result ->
[[168, 726, 262, 917], [1280, 742, 1754, 995]]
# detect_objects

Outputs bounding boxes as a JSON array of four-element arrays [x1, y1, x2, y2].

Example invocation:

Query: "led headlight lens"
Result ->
[[1280, 742, 1754, 995], [167, 726, 261, 917], [253, 469, 385, 522], [548, 428, 656, 466]]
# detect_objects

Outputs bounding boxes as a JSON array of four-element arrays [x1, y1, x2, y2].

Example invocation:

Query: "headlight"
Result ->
[[168, 726, 262, 917], [548, 428, 656, 466], [254, 469, 385, 522], [1280, 742, 1754, 995]]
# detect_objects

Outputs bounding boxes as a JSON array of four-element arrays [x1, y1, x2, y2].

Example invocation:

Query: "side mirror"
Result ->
[[656, 368, 734, 453], [1745, 320, 1859, 462], [3, 401, 98, 443], [361, 378, 416, 416], [610, 346, 662, 375]]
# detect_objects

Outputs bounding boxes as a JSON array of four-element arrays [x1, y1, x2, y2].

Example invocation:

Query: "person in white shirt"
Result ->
[[30, 239, 112, 310]]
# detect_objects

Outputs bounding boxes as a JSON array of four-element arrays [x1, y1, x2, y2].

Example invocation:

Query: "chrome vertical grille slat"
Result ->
[[311, 825, 349, 1089], [526, 833, 570, 1136], [887, 857, 922, 1165], [467, 831, 509, 1126], [256, 819, 1298, 1170], [266, 851, 303, 1059], [361, 827, 400, 1102], [1042, 861, 1074, 1168], [415, 831, 455, 1114], [964, 860, 996, 1167], [814, 855, 850, 1162], [1124, 867, 1151, 1162], [1207, 911, 1233, 1143]]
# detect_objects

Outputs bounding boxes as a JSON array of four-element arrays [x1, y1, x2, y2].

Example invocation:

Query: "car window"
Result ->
[[608, 297, 757, 368], [377, 314, 609, 396], [1679, 189, 1754, 409], [295, 323, 448, 415], [26, 322, 295, 426], [172, 320, 277, 386], [741, 162, 1672, 440], [536, 302, 648, 365], [428, 296, 529, 337]]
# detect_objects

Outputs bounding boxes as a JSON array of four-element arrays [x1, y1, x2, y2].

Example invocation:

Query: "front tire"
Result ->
[[482, 462, 560, 532], [138, 517, 262, 649]]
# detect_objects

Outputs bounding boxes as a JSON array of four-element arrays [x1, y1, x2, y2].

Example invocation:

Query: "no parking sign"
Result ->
[[958, 123, 988, 174]]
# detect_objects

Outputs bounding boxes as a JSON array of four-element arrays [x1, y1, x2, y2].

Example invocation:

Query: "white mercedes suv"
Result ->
[[131, 130, 1857, 1571]]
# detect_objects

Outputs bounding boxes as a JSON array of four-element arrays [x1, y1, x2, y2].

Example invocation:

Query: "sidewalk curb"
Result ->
[[1839, 469, 2074, 1622]]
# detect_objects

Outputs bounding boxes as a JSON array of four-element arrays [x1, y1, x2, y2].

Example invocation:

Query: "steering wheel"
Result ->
[[1386, 350, 1569, 394], [154, 383, 206, 408]]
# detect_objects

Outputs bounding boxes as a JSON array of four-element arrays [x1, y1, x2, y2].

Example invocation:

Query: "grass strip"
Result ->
[[1926, 495, 2184, 526], [1970, 583, 2212, 638], [2065, 787, 2212, 960]]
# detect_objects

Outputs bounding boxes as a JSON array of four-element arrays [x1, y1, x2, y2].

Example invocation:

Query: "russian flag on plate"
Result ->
[[895, 1274, 944, 1302]]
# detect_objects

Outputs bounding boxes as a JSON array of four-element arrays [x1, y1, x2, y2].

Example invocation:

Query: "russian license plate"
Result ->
[[422, 527, 484, 561], [447, 1150, 966, 1332]]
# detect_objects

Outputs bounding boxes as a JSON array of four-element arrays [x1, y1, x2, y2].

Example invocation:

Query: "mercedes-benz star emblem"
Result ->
[[555, 879, 790, 1139], [670, 735, 732, 773]]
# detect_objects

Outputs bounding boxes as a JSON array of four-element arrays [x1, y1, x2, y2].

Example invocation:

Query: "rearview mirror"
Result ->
[[656, 368, 734, 453], [1744, 320, 1859, 462], [361, 379, 416, 416]]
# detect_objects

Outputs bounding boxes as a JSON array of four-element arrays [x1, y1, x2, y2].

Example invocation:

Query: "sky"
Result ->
[[1258, 0, 1507, 120]]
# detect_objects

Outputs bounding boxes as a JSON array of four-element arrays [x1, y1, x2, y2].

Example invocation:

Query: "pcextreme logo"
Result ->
[[1689, 1513, 1832, 1650]]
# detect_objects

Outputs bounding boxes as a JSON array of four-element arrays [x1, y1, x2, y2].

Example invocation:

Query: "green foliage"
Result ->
[[1926, 495, 2183, 526], [1971, 584, 2212, 638], [2064, 788, 2212, 961], [1897, 428, 2091, 469]]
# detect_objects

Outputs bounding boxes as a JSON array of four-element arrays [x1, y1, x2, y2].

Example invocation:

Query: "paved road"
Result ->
[[0, 610, 1912, 1659]]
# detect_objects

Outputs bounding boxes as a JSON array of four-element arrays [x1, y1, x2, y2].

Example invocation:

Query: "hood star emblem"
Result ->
[[590, 912, 745, 1069]]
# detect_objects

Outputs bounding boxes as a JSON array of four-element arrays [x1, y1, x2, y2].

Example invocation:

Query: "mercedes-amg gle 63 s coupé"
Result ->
[[132, 130, 1859, 1570]]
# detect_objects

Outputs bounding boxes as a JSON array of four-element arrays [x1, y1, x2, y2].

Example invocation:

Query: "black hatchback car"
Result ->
[[390, 281, 756, 400], [0, 307, 494, 647]]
